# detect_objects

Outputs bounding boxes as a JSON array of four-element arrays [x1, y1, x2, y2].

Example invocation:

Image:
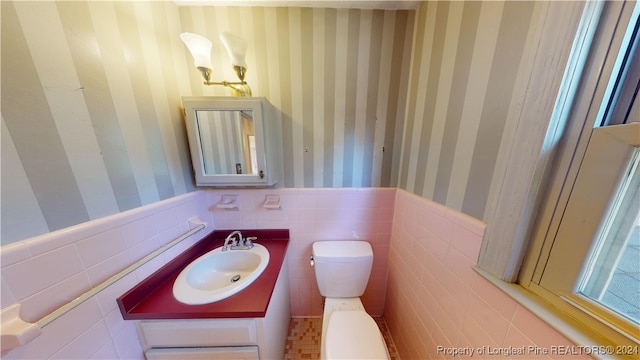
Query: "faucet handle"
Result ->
[[245, 236, 257, 248]]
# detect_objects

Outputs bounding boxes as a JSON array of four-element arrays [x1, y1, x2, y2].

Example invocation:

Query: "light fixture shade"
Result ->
[[180, 32, 213, 69], [219, 32, 248, 69]]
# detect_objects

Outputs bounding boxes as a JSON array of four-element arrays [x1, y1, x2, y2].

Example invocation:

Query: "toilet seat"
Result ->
[[325, 311, 389, 359]]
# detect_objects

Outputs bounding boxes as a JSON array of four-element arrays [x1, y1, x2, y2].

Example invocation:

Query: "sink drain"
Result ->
[[230, 274, 241, 283]]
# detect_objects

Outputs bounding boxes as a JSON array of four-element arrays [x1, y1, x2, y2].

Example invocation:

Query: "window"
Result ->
[[528, 123, 640, 345], [519, 0, 639, 351]]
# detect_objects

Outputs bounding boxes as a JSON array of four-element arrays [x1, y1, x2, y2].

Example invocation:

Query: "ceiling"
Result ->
[[174, 0, 421, 10]]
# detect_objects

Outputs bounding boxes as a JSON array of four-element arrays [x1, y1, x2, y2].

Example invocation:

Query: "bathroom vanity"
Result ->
[[117, 229, 290, 359]]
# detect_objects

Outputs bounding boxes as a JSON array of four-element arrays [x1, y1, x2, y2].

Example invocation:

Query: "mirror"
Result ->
[[196, 110, 257, 175], [182, 97, 282, 187]]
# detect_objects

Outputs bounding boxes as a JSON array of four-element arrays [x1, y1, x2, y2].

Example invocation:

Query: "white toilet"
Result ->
[[311, 240, 390, 360]]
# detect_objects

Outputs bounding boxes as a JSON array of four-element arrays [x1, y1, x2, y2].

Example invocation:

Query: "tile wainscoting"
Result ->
[[0, 187, 394, 359], [1, 187, 590, 359], [206, 187, 396, 318], [385, 189, 592, 359], [1, 191, 213, 359]]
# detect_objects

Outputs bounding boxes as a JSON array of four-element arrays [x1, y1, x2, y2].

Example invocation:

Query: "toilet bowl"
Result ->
[[311, 241, 390, 360], [321, 298, 389, 359]]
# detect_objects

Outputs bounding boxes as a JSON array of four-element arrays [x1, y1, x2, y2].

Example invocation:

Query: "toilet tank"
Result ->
[[312, 241, 373, 298]]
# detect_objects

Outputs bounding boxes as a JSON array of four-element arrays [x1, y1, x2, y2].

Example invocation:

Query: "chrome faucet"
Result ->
[[222, 230, 255, 251], [223, 230, 241, 251]]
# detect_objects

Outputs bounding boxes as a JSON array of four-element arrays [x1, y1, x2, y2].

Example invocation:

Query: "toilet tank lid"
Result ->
[[312, 241, 373, 262]]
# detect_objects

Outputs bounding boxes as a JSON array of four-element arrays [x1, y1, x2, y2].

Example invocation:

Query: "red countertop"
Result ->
[[117, 229, 289, 320]]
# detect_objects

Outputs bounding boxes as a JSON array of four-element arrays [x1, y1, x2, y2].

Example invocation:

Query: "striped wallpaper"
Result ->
[[397, 0, 583, 220], [178, 5, 414, 188], [1, 0, 584, 244], [2, 1, 196, 244], [1, 1, 414, 244]]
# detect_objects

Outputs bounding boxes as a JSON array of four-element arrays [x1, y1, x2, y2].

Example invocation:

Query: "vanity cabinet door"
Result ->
[[138, 318, 258, 348], [145, 346, 259, 360]]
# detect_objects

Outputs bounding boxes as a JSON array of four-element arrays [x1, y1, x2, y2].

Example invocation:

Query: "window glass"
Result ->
[[579, 150, 640, 325]]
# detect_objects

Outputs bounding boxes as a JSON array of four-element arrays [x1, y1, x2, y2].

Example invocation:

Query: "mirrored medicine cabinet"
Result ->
[[182, 97, 283, 187]]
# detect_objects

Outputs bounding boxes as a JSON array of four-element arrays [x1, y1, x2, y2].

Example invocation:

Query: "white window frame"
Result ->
[[477, 0, 640, 354], [525, 123, 640, 346], [520, 0, 639, 351]]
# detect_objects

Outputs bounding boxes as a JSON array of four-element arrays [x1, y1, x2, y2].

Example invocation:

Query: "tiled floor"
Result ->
[[284, 317, 400, 360]]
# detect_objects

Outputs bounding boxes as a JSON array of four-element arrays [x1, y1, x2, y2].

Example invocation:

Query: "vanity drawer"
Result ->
[[145, 346, 259, 360], [139, 319, 258, 347]]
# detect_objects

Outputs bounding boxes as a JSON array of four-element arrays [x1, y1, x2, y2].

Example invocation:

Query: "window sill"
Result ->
[[473, 266, 635, 360]]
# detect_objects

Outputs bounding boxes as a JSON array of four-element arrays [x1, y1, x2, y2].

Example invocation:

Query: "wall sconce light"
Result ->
[[180, 32, 252, 97]]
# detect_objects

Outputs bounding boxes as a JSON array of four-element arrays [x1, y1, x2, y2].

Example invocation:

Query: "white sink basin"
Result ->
[[172, 244, 270, 305]]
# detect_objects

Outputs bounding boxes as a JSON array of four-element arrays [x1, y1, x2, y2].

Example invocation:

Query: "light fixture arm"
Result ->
[[196, 66, 251, 96]]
